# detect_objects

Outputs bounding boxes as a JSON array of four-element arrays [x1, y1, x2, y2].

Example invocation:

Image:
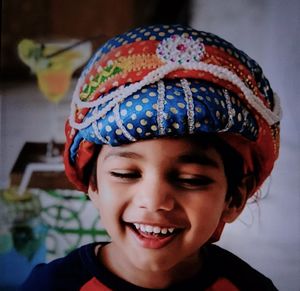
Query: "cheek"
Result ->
[[185, 189, 227, 233], [97, 184, 116, 212], [96, 181, 126, 226]]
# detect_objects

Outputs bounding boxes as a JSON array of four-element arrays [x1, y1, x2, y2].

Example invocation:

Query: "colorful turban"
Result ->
[[64, 24, 281, 195]]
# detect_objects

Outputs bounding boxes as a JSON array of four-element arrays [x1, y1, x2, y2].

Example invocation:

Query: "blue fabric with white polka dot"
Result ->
[[70, 79, 258, 163]]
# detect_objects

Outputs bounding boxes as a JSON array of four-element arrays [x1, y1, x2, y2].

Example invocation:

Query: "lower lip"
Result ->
[[128, 225, 177, 249]]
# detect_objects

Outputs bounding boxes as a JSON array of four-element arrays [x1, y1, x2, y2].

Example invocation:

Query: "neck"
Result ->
[[98, 242, 203, 289]]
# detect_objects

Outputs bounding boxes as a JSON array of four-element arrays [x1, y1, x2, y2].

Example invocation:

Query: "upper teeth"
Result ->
[[133, 223, 175, 234]]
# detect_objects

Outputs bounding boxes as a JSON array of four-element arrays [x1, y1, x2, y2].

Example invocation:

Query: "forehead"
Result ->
[[98, 136, 223, 167]]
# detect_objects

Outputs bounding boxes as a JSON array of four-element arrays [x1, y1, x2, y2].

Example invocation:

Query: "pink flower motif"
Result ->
[[176, 44, 187, 52], [156, 34, 205, 64]]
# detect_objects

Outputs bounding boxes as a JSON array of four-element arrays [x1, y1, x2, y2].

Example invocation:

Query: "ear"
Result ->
[[222, 175, 256, 223], [88, 186, 100, 207]]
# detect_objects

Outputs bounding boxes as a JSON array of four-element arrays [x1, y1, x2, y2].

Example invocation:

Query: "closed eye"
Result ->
[[110, 171, 141, 180], [175, 176, 214, 189]]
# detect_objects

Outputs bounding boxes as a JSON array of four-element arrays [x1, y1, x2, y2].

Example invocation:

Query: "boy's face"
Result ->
[[89, 137, 235, 274]]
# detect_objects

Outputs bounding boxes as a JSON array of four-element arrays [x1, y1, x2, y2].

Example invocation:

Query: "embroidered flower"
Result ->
[[156, 34, 205, 64]]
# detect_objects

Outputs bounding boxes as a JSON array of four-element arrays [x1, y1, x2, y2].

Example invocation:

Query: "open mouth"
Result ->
[[127, 222, 183, 249], [133, 223, 177, 237]]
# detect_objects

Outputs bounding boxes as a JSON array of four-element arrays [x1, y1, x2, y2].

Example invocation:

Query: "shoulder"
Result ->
[[205, 244, 278, 290], [20, 243, 98, 291]]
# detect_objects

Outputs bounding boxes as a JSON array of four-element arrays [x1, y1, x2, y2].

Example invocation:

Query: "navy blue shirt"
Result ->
[[20, 243, 277, 291]]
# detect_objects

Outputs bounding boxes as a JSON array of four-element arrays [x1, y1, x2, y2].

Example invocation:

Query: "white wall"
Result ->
[[191, 0, 300, 146], [1, 80, 74, 188], [191, 1, 300, 290]]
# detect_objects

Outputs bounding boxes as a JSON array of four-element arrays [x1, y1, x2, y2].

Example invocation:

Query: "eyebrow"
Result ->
[[103, 150, 220, 168], [103, 151, 144, 161], [176, 153, 220, 169]]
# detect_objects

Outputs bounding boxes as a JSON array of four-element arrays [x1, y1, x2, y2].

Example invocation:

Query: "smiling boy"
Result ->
[[89, 137, 244, 289], [21, 24, 281, 290]]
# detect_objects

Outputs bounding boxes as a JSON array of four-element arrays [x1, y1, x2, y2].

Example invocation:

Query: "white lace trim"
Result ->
[[218, 89, 234, 132], [92, 122, 109, 144], [180, 78, 195, 134], [69, 36, 281, 131], [157, 80, 167, 135], [113, 104, 136, 142]]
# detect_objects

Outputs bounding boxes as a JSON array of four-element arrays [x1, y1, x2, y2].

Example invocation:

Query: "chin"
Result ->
[[130, 248, 182, 272]]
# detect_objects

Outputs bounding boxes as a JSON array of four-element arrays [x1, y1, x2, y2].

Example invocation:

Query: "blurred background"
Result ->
[[1, 0, 299, 290]]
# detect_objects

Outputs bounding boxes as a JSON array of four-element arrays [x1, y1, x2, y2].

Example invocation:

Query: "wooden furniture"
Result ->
[[10, 142, 75, 190]]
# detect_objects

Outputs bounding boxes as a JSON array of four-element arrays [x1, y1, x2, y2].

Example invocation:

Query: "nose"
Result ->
[[134, 175, 175, 212]]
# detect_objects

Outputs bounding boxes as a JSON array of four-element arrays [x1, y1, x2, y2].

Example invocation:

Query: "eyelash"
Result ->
[[110, 171, 141, 179], [175, 176, 214, 189], [109, 171, 214, 189]]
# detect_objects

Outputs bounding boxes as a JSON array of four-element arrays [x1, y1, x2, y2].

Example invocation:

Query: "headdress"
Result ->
[[64, 24, 281, 197]]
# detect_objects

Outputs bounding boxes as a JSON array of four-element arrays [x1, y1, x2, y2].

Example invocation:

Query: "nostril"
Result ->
[[136, 194, 175, 212], [133, 178, 175, 211]]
